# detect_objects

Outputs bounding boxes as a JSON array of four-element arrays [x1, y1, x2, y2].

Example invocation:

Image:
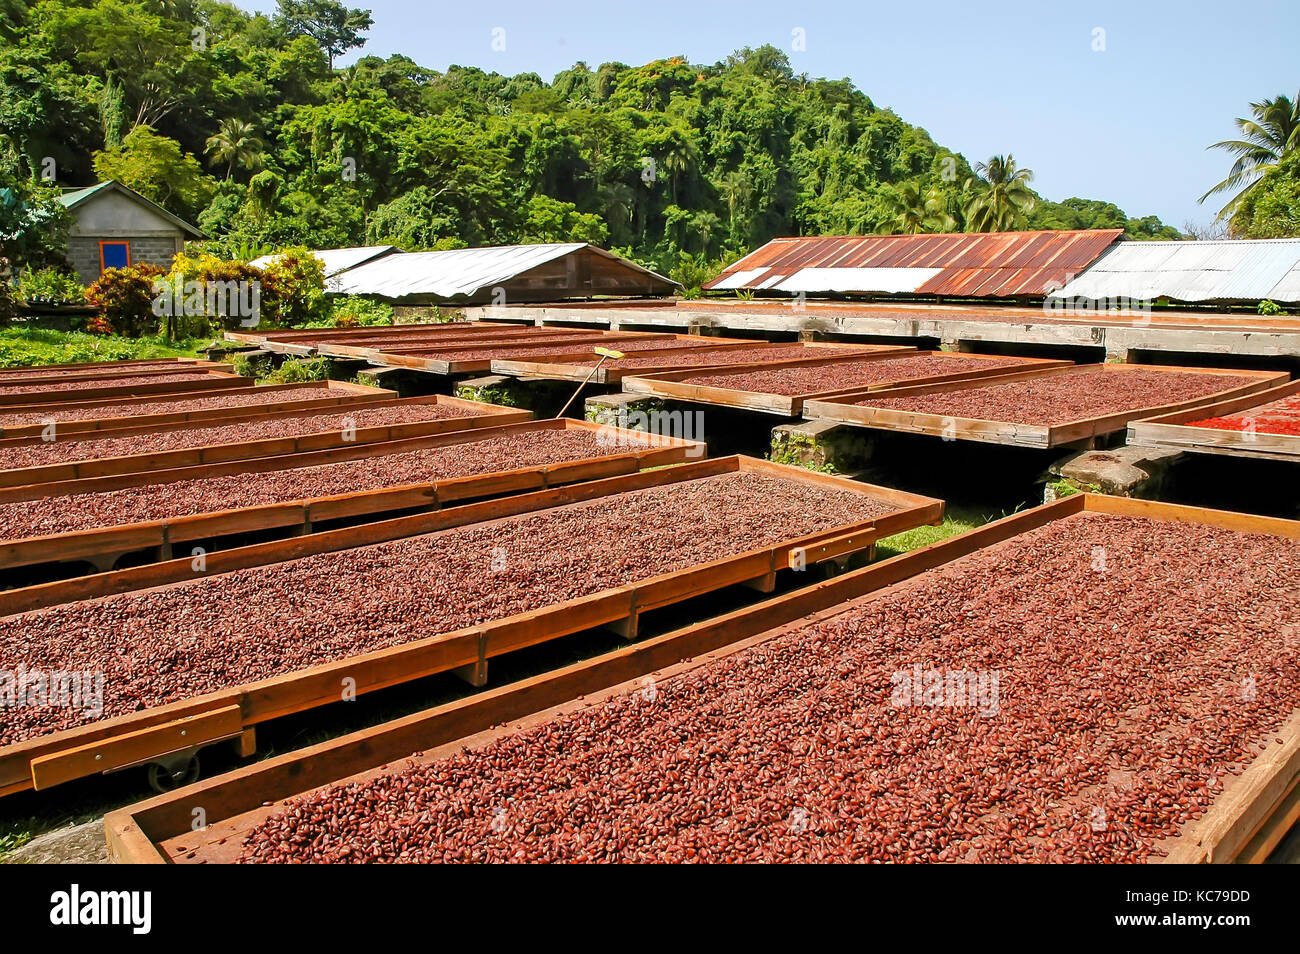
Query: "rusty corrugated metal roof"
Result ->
[[703, 229, 1124, 298]]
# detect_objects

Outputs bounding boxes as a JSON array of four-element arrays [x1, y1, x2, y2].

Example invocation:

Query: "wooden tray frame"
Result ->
[[0, 419, 704, 573], [0, 395, 530, 490], [0, 359, 231, 386], [0, 370, 251, 407], [369, 332, 682, 374], [0, 379, 391, 439], [490, 340, 887, 385]]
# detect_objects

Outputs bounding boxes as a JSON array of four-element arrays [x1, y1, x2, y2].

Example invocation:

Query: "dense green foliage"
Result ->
[[1231, 150, 1300, 239], [1028, 196, 1183, 240], [0, 325, 204, 366], [13, 263, 84, 304], [0, 0, 1185, 278]]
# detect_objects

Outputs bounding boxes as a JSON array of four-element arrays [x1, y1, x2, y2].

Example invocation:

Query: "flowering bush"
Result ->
[[160, 251, 266, 336], [85, 264, 166, 337], [259, 247, 327, 327]]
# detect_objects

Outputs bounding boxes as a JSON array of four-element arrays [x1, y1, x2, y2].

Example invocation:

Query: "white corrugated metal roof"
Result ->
[[330, 243, 673, 300], [251, 246, 397, 279], [1049, 239, 1300, 304], [766, 267, 944, 295]]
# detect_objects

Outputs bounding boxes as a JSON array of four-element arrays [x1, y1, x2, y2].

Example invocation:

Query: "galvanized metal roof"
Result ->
[[251, 246, 397, 279], [1048, 239, 1300, 304], [330, 243, 674, 300], [704, 230, 1123, 298]]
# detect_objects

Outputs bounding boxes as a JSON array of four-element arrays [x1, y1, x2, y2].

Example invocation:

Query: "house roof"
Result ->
[[58, 180, 205, 238], [704, 229, 1124, 298]]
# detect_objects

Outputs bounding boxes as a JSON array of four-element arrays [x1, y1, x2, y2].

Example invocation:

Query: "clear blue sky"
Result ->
[[246, 0, 1298, 230]]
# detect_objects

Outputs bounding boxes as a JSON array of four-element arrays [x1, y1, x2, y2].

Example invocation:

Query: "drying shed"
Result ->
[[703, 229, 1123, 299], [1047, 238, 1300, 306], [330, 243, 676, 304]]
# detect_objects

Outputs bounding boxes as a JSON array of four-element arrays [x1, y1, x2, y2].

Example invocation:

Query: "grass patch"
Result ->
[[873, 505, 990, 560], [0, 327, 207, 369]]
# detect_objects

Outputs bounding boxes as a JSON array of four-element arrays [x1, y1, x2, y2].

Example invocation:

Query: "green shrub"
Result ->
[[329, 295, 395, 328], [259, 247, 327, 328], [669, 253, 711, 299], [14, 267, 85, 306], [160, 251, 267, 337], [230, 351, 274, 379], [264, 355, 330, 384], [1258, 299, 1286, 316]]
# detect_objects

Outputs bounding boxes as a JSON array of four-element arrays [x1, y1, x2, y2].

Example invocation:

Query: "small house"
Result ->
[[58, 180, 204, 285]]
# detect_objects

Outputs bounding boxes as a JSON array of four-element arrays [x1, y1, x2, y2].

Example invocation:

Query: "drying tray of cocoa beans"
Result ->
[[804, 363, 1288, 447], [110, 493, 1300, 864]]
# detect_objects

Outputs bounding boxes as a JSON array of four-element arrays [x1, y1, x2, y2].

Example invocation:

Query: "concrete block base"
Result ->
[[1047, 444, 1185, 499], [584, 391, 666, 428], [770, 419, 876, 473]]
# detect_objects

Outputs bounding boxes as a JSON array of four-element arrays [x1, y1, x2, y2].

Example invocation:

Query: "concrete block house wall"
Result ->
[[59, 182, 203, 285]]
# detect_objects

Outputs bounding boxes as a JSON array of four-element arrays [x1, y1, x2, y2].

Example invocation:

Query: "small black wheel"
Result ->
[[145, 755, 201, 793]]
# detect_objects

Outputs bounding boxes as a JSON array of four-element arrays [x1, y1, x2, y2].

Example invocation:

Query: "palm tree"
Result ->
[[660, 134, 699, 206], [721, 170, 754, 242], [962, 155, 1036, 232], [876, 182, 956, 235], [598, 181, 635, 243], [692, 210, 722, 254], [205, 118, 265, 180], [1199, 92, 1300, 222]]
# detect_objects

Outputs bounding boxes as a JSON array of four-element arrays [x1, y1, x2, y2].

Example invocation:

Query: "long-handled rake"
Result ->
[[554, 346, 626, 419]]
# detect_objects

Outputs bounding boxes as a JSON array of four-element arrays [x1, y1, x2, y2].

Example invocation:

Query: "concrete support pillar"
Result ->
[[583, 391, 666, 429], [1046, 445, 1185, 500], [770, 419, 876, 474]]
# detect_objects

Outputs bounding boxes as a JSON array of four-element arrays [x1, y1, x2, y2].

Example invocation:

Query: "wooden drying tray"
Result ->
[[0, 456, 941, 799], [230, 322, 529, 354], [278, 326, 600, 359], [1127, 377, 1300, 463], [368, 332, 683, 375], [105, 493, 1300, 865], [0, 395, 530, 491], [803, 364, 1289, 449], [0, 359, 232, 387], [0, 357, 211, 376], [622, 351, 1068, 416], [224, 320, 512, 345], [490, 339, 865, 385], [0, 379, 393, 440], [317, 328, 611, 360], [0, 370, 252, 407], [0, 418, 704, 575]]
